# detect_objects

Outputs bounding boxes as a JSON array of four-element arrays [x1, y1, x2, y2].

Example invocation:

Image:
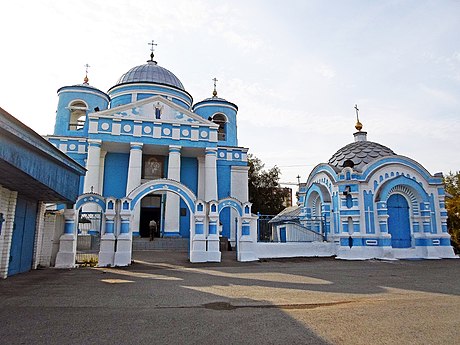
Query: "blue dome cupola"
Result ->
[[107, 44, 193, 109], [192, 78, 239, 147], [54, 70, 110, 137]]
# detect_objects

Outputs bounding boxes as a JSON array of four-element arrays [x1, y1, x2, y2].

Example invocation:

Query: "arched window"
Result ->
[[69, 101, 87, 130], [209, 113, 227, 141]]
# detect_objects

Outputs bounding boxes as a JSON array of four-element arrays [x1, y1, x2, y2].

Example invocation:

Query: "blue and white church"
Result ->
[[297, 111, 456, 260], [47, 50, 256, 267]]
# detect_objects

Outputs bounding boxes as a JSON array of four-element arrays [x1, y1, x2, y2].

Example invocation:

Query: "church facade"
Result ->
[[295, 118, 456, 260], [48, 52, 255, 267]]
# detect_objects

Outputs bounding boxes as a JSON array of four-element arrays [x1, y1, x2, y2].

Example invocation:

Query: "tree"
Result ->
[[444, 171, 460, 253], [248, 154, 288, 215]]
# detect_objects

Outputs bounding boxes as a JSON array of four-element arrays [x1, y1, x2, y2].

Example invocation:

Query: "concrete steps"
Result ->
[[132, 237, 189, 251]]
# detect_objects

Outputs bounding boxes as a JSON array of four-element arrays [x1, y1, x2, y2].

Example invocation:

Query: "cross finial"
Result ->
[[212, 77, 218, 97], [296, 175, 301, 185], [148, 40, 158, 61], [83, 63, 90, 84], [354, 104, 363, 131]]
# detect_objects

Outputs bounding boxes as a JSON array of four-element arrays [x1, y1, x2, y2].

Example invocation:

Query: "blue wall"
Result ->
[[110, 94, 132, 108], [179, 157, 198, 237], [217, 162, 232, 237], [217, 162, 231, 199], [180, 157, 198, 194], [108, 84, 192, 109], [102, 153, 129, 198]]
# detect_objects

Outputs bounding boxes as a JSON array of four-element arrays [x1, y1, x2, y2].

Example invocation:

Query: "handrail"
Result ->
[[273, 221, 324, 242], [283, 221, 325, 240]]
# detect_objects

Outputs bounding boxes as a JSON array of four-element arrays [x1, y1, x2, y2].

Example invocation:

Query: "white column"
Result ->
[[126, 143, 143, 237], [164, 145, 181, 237], [126, 142, 143, 195], [204, 148, 218, 202], [197, 156, 205, 200], [83, 139, 102, 194]]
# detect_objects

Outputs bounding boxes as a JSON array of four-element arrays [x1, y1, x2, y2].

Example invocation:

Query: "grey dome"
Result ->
[[116, 61, 184, 90], [328, 141, 396, 172]]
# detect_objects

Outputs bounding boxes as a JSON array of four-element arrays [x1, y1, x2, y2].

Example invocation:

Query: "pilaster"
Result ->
[[114, 198, 132, 266], [126, 142, 143, 236], [83, 139, 102, 194], [204, 148, 218, 202], [207, 201, 221, 262], [98, 197, 117, 267], [54, 208, 77, 268], [190, 200, 208, 262]]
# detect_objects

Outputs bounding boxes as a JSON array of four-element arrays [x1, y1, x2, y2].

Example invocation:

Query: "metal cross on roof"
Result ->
[[354, 104, 360, 122], [148, 40, 157, 52], [148, 40, 158, 61], [83, 63, 91, 84], [212, 77, 218, 97]]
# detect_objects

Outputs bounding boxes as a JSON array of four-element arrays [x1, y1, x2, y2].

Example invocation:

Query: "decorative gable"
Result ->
[[87, 95, 219, 145], [93, 95, 213, 126]]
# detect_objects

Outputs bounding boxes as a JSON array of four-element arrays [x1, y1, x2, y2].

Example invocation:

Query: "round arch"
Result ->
[[218, 197, 243, 217], [215, 197, 246, 254], [304, 183, 332, 238], [127, 179, 197, 213], [74, 193, 106, 235], [304, 183, 332, 209], [75, 193, 106, 213], [67, 99, 89, 109], [375, 175, 429, 204]]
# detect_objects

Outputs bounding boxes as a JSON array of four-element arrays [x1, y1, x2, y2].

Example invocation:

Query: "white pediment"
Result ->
[[94, 95, 215, 127]]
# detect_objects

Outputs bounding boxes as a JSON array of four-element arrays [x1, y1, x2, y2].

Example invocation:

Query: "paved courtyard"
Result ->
[[0, 251, 459, 345]]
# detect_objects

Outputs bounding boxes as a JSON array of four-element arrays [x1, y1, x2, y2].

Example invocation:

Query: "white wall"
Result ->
[[254, 242, 336, 259], [0, 185, 17, 278]]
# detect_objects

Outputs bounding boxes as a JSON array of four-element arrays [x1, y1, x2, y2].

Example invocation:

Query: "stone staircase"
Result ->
[[132, 237, 189, 251]]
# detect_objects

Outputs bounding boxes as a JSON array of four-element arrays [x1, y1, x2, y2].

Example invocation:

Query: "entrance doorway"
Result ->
[[140, 194, 163, 238], [387, 193, 411, 248]]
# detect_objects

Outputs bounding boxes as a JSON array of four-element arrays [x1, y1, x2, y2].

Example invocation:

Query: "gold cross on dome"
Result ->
[[354, 104, 360, 122]]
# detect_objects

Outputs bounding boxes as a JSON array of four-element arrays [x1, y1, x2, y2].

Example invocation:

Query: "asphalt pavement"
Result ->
[[0, 251, 459, 345]]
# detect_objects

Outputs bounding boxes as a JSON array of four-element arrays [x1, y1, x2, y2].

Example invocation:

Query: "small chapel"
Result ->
[[293, 107, 456, 260]]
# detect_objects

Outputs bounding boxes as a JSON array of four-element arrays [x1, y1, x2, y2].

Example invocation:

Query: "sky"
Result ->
[[1, 0, 459, 186]]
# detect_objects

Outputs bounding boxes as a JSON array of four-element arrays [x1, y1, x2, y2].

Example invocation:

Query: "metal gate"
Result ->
[[76, 211, 102, 265]]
